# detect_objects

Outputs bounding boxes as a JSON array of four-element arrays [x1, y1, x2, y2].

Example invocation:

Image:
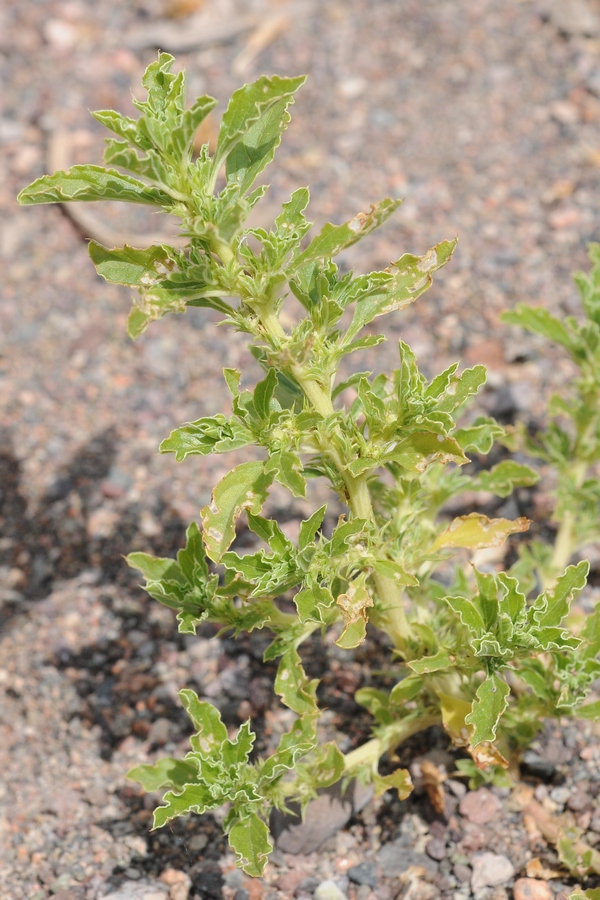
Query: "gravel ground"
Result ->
[[2, 0, 600, 898]]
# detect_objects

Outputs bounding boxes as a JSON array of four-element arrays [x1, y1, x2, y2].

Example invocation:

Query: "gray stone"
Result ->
[[471, 853, 515, 893], [347, 862, 378, 888], [377, 840, 438, 878], [99, 882, 169, 900], [271, 780, 372, 854]]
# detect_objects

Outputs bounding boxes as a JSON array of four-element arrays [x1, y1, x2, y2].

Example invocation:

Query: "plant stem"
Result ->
[[546, 459, 588, 586], [344, 711, 440, 771]]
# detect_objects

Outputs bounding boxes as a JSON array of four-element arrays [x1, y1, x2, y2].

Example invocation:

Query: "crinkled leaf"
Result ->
[[435, 366, 487, 413], [292, 198, 401, 268], [387, 432, 468, 473], [160, 415, 253, 460], [274, 648, 319, 716], [17, 165, 172, 206], [265, 450, 307, 497], [465, 673, 510, 745], [345, 239, 457, 341], [298, 505, 327, 551], [201, 461, 271, 562], [214, 75, 306, 177], [127, 757, 198, 792], [372, 558, 418, 586], [335, 573, 373, 648], [533, 561, 589, 629], [89, 242, 173, 286], [373, 768, 413, 799], [453, 417, 505, 453], [229, 814, 273, 878], [475, 460, 539, 497], [179, 689, 227, 753], [432, 513, 530, 550], [153, 783, 221, 829]]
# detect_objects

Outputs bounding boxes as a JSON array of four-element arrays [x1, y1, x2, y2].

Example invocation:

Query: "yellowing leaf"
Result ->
[[335, 573, 373, 648], [432, 513, 530, 551]]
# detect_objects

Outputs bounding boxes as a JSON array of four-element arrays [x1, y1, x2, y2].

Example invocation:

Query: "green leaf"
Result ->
[[179, 689, 228, 753], [298, 505, 327, 551], [501, 304, 578, 354], [229, 814, 273, 877], [160, 415, 253, 460], [127, 757, 198, 792], [265, 451, 307, 498], [274, 648, 319, 716], [432, 513, 530, 550], [387, 432, 469, 473], [17, 165, 172, 206], [453, 417, 505, 453], [89, 242, 173, 286], [372, 559, 418, 586], [445, 594, 485, 637], [474, 460, 539, 497], [153, 783, 221, 829], [407, 650, 455, 675], [171, 94, 218, 157], [292, 198, 402, 267], [533, 561, 589, 629], [435, 366, 487, 413], [345, 238, 457, 341], [465, 673, 510, 745], [214, 75, 306, 178], [201, 460, 271, 561]]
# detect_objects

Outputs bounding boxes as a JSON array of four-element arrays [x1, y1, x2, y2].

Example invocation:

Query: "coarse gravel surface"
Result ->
[[2, 0, 600, 898]]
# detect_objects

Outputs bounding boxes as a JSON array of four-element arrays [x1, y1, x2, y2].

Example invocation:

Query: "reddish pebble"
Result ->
[[459, 788, 501, 825], [513, 877, 553, 900]]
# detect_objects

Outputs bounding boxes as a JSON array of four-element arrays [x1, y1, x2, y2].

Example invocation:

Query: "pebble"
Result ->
[[98, 883, 168, 900], [459, 789, 501, 825], [567, 789, 590, 812], [347, 862, 378, 888], [470, 853, 515, 892], [513, 878, 553, 900], [550, 786, 571, 805], [314, 880, 348, 900], [377, 841, 437, 878], [521, 751, 556, 782], [425, 838, 446, 861], [454, 864, 471, 883]]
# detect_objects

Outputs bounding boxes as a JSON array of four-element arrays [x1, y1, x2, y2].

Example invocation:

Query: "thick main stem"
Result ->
[[545, 459, 588, 588], [344, 712, 440, 771]]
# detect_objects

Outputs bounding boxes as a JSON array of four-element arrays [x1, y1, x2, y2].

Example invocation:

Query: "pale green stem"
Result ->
[[344, 712, 440, 771], [544, 459, 588, 588]]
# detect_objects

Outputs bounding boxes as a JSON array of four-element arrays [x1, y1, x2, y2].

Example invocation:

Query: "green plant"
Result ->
[[18, 55, 600, 877]]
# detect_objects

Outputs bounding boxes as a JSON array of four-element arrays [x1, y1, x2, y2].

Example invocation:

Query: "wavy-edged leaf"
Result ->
[[453, 417, 505, 454], [501, 304, 579, 354], [292, 198, 401, 268], [179, 689, 227, 753], [160, 415, 253, 460], [265, 450, 307, 498], [201, 460, 271, 562], [432, 513, 530, 550], [465, 672, 510, 745], [474, 461, 539, 497], [214, 75, 306, 178], [127, 757, 199, 792], [18, 165, 172, 206], [373, 768, 413, 799], [387, 432, 469, 473], [153, 783, 221, 829], [345, 238, 457, 341], [407, 650, 455, 675], [274, 648, 319, 716], [229, 814, 273, 878], [89, 241, 173, 286], [532, 561, 589, 629]]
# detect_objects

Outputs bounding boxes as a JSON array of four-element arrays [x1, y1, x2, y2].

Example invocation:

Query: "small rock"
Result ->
[[521, 751, 556, 782], [567, 790, 590, 812], [159, 868, 191, 900], [550, 786, 571, 805], [513, 877, 553, 900], [314, 880, 347, 900], [148, 717, 171, 747], [548, 207, 581, 230], [547, 0, 600, 36], [454, 864, 471, 883], [459, 789, 501, 825], [272, 781, 372, 854], [425, 838, 446, 861], [377, 841, 437, 878], [50, 874, 73, 893], [87, 506, 120, 539], [98, 882, 168, 900], [187, 833, 208, 852], [445, 779, 467, 798], [224, 870, 245, 890], [274, 869, 306, 892], [471, 853, 515, 892], [347, 862, 378, 888]]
